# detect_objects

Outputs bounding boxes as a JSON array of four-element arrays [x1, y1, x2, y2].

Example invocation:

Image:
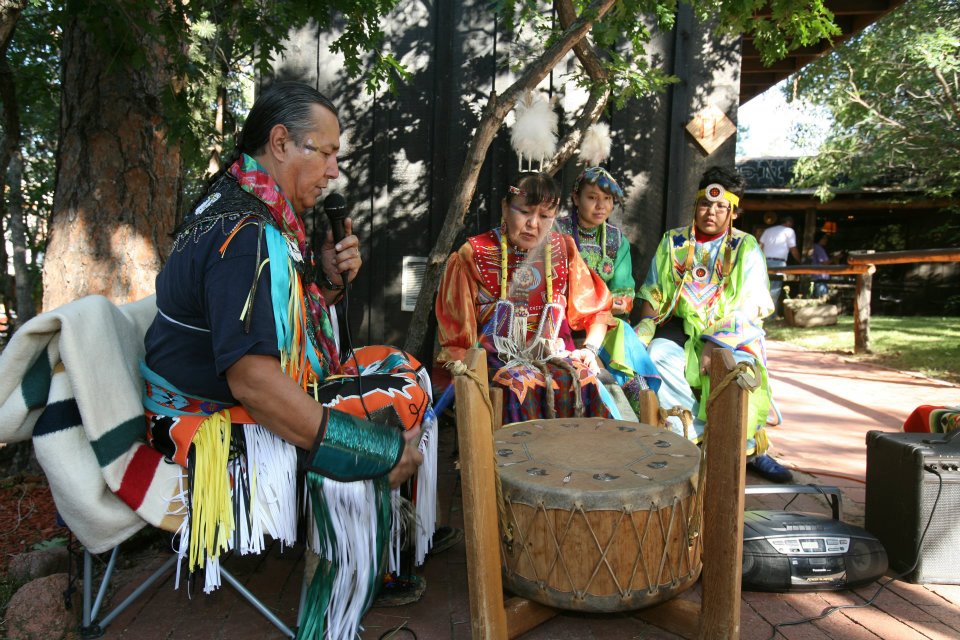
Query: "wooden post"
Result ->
[[455, 348, 508, 639], [504, 597, 557, 639], [854, 268, 873, 354], [489, 387, 504, 432], [638, 388, 660, 426], [697, 349, 750, 640]]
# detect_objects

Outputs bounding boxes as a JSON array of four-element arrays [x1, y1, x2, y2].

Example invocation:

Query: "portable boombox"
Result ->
[[742, 486, 888, 592]]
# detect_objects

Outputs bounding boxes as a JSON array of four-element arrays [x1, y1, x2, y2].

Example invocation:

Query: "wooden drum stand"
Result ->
[[453, 347, 755, 639]]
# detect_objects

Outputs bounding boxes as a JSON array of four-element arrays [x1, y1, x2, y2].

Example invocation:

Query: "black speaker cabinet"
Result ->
[[865, 430, 960, 584]]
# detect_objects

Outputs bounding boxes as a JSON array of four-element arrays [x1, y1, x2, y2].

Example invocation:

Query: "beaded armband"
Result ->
[[306, 408, 404, 482]]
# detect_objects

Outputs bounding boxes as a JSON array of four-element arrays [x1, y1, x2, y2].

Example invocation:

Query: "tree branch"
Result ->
[[543, 0, 612, 174], [402, 0, 617, 358], [932, 66, 960, 123], [0, 1, 26, 53], [543, 85, 611, 174]]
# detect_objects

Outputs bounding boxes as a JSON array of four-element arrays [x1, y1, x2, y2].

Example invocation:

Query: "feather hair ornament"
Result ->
[[510, 91, 558, 171], [579, 122, 612, 167]]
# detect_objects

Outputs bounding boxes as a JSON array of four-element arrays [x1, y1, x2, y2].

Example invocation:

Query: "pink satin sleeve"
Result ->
[[563, 235, 615, 331], [435, 244, 481, 364]]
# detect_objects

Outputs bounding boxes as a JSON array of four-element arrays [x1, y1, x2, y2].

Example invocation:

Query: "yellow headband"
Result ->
[[696, 183, 740, 208]]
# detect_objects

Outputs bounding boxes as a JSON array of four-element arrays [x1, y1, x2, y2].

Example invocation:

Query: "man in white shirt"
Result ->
[[759, 215, 801, 316]]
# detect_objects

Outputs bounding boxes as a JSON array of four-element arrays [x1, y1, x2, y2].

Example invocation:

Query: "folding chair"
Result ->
[[75, 542, 305, 638]]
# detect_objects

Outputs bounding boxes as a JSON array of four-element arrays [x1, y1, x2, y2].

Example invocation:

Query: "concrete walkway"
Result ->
[[96, 341, 960, 640]]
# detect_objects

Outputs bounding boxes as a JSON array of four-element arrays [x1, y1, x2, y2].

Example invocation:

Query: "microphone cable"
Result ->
[[335, 272, 373, 423]]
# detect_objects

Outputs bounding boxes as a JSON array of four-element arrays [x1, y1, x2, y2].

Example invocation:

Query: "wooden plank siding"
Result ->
[[270, 3, 744, 353]]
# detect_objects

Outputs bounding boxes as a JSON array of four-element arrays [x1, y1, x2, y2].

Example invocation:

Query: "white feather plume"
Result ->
[[579, 122, 612, 166], [511, 91, 558, 167]]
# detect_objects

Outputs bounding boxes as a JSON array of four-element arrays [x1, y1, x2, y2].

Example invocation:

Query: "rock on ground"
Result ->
[[5, 573, 79, 640], [7, 546, 70, 584]]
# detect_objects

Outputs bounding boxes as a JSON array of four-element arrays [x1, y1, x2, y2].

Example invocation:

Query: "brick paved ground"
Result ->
[[96, 341, 960, 640]]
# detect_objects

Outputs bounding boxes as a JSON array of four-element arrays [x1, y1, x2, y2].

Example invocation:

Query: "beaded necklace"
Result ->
[[499, 227, 552, 302], [491, 228, 564, 364], [573, 221, 615, 280]]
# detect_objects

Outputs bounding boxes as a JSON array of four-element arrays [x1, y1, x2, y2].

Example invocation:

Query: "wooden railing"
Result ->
[[768, 247, 960, 353]]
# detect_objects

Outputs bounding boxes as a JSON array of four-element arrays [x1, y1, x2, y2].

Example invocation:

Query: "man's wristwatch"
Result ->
[[583, 343, 600, 356], [322, 274, 345, 291]]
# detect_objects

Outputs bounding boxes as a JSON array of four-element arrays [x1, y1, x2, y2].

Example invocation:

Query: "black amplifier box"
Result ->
[[865, 430, 960, 584]]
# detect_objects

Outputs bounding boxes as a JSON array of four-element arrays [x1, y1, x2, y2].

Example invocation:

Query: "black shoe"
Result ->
[[373, 574, 426, 607], [749, 454, 793, 483]]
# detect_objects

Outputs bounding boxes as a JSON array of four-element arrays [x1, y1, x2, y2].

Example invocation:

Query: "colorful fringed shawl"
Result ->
[[228, 155, 340, 382], [436, 229, 617, 422], [639, 226, 774, 440]]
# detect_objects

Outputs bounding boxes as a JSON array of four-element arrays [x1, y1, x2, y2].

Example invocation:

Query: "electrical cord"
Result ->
[[378, 622, 417, 639], [765, 467, 945, 640], [335, 278, 373, 422]]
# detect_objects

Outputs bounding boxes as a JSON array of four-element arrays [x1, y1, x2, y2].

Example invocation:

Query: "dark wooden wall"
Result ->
[[270, 1, 742, 350]]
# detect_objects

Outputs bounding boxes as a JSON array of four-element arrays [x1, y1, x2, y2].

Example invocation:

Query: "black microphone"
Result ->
[[323, 192, 348, 245], [323, 192, 349, 290]]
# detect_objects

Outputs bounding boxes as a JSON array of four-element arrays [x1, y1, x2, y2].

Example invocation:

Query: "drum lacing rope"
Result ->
[[686, 361, 761, 544], [443, 361, 515, 547], [659, 406, 694, 439]]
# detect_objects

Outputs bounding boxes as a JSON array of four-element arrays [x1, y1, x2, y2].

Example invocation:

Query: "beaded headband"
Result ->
[[572, 166, 624, 204], [506, 184, 560, 209], [696, 183, 740, 208]]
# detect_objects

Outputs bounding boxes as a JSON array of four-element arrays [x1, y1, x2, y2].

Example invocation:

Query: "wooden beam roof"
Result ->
[[739, 0, 905, 103]]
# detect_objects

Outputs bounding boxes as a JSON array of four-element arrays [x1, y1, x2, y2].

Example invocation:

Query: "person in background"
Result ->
[[810, 231, 831, 298], [634, 166, 792, 483], [557, 166, 635, 317], [760, 214, 801, 317]]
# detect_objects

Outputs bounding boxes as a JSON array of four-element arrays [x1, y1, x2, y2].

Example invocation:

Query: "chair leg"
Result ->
[[80, 548, 176, 639], [220, 566, 296, 638], [79, 544, 299, 639]]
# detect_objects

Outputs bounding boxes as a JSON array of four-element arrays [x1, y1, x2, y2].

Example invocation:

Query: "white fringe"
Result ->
[[318, 478, 380, 640], [414, 410, 439, 565], [167, 471, 190, 591], [168, 424, 299, 594], [242, 424, 299, 553], [204, 556, 221, 593]]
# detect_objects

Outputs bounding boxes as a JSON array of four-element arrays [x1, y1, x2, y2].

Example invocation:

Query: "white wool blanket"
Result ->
[[0, 295, 182, 552]]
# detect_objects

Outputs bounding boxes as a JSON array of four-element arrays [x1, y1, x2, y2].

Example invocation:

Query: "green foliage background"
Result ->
[[790, 0, 960, 199]]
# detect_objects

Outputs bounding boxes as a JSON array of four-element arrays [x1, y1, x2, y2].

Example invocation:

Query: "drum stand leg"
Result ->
[[638, 350, 751, 640], [454, 350, 559, 638]]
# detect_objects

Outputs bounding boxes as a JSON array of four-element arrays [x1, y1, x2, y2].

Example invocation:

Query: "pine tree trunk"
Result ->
[[0, 0, 25, 323], [8, 149, 34, 324], [42, 14, 182, 311]]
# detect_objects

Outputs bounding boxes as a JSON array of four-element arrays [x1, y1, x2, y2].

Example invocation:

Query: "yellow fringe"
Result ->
[[188, 410, 234, 572], [752, 427, 769, 457]]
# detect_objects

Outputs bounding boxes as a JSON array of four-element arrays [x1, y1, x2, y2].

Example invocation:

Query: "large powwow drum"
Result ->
[[496, 418, 702, 612]]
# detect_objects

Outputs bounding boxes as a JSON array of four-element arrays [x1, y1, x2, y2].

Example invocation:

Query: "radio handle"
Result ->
[[744, 484, 842, 520]]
